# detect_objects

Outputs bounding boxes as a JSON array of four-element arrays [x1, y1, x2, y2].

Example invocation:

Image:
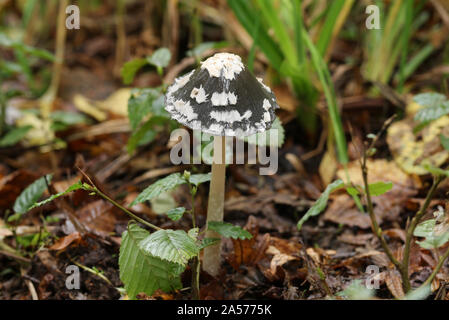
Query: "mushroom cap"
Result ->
[[165, 53, 279, 137]]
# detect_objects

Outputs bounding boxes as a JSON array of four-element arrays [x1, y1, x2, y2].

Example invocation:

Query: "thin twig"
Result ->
[[76, 167, 161, 231]]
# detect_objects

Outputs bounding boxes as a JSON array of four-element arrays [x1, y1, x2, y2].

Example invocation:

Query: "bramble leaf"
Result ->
[[166, 207, 186, 221], [188, 173, 211, 187], [131, 173, 186, 205], [13, 174, 53, 214], [207, 221, 253, 240], [138, 229, 199, 265], [27, 181, 84, 211], [119, 224, 183, 299]]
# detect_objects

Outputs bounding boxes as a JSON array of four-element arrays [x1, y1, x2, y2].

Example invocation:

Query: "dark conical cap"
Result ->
[[165, 53, 279, 136]]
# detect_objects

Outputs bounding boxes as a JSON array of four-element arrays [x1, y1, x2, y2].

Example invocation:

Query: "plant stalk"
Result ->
[[202, 135, 226, 276], [402, 175, 444, 288], [361, 150, 409, 291], [421, 244, 449, 288], [88, 185, 161, 231]]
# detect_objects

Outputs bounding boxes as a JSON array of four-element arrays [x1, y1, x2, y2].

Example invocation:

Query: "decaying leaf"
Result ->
[[49, 232, 84, 251], [385, 270, 405, 299], [228, 216, 270, 271]]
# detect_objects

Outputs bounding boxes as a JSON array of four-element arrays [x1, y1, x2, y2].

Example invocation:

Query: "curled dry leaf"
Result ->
[[49, 232, 84, 251], [385, 270, 405, 299], [228, 216, 269, 271]]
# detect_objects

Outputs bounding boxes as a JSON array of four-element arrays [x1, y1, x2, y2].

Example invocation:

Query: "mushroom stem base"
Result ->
[[203, 136, 226, 277]]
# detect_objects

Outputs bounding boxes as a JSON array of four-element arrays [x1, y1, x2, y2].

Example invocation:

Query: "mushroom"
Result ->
[[165, 52, 279, 276]]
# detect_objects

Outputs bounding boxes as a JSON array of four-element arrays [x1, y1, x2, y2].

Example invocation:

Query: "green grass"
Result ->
[[228, 0, 350, 164]]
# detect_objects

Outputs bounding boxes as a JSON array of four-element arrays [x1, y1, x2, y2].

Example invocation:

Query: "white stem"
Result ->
[[202, 135, 226, 276]]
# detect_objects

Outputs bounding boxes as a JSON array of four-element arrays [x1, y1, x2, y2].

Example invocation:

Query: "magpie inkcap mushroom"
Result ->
[[165, 52, 279, 137], [165, 52, 279, 277]]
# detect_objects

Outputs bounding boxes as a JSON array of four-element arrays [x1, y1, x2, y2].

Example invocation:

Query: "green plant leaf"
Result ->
[[147, 48, 171, 69], [336, 280, 374, 300], [414, 93, 449, 123], [199, 238, 220, 250], [440, 134, 449, 151], [138, 229, 199, 265], [50, 111, 90, 126], [121, 58, 147, 85], [0, 125, 32, 147], [119, 224, 183, 299], [166, 207, 186, 221], [188, 173, 211, 187], [13, 174, 53, 215], [131, 173, 187, 206], [128, 89, 160, 130], [345, 186, 364, 212], [414, 218, 449, 249], [367, 181, 393, 196], [207, 221, 253, 240], [186, 41, 228, 58], [150, 192, 177, 214], [26, 181, 84, 212], [417, 232, 449, 249], [297, 179, 344, 231], [414, 219, 436, 238], [402, 284, 431, 300], [421, 163, 449, 177]]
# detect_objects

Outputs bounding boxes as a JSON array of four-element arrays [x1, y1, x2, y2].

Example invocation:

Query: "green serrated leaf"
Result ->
[[187, 228, 199, 240], [131, 173, 186, 206], [414, 218, 449, 249], [199, 238, 220, 250], [150, 192, 177, 215], [119, 224, 183, 299], [297, 179, 344, 231], [13, 174, 53, 215], [414, 93, 449, 123], [147, 48, 171, 69], [138, 229, 199, 265], [367, 181, 393, 196], [0, 125, 33, 147], [414, 219, 436, 238], [166, 207, 186, 221], [208, 221, 253, 240], [26, 181, 84, 212], [188, 173, 211, 187], [121, 58, 147, 85], [417, 232, 449, 249]]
